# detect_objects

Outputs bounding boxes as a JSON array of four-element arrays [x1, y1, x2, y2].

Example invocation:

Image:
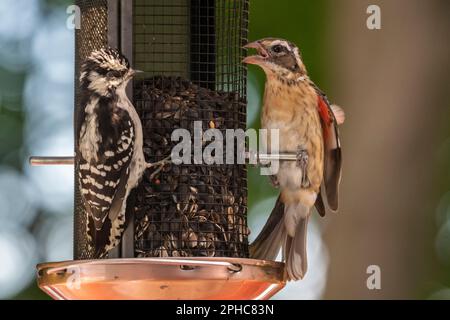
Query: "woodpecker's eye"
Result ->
[[107, 70, 121, 78], [272, 45, 283, 53]]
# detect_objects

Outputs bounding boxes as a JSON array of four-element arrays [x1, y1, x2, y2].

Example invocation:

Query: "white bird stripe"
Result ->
[[121, 142, 130, 150], [88, 200, 102, 207], [120, 135, 130, 142], [105, 180, 119, 187], [89, 166, 102, 176]]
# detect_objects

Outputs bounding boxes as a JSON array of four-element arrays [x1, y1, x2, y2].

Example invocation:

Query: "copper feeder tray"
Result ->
[[36, 257, 285, 300]]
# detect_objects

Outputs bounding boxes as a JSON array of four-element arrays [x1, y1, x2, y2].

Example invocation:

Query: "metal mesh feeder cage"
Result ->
[[33, 0, 285, 300]]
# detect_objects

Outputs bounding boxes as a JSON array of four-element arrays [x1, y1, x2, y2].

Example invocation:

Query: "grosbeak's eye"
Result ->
[[272, 45, 283, 53]]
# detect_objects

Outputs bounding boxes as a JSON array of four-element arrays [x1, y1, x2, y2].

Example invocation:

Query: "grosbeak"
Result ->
[[243, 38, 343, 281]]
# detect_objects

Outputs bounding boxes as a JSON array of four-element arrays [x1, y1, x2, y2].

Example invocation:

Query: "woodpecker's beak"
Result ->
[[131, 69, 144, 76], [128, 69, 144, 79], [242, 41, 269, 65]]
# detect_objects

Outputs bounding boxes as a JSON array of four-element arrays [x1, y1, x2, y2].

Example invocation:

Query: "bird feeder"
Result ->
[[34, 0, 285, 300]]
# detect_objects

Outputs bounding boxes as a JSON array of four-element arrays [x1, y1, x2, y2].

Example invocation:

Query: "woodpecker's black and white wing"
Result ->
[[77, 97, 135, 256]]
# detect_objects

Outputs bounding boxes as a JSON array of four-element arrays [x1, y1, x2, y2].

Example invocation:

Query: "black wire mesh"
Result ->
[[134, 77, 248, 258], [74, 0, 108, 260], [133, 0, 249, 258], [74, 0, 249, 259], [134, 0, 190, 77]]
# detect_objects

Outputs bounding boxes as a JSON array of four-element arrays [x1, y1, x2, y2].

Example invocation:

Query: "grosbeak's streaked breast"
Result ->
[[244, 38, 343, 281]]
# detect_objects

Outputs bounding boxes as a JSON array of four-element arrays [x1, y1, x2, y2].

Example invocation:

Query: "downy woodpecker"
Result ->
[[77, 47, 165, 258]]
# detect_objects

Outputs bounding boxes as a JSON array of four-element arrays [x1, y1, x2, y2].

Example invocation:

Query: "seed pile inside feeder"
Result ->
[[133, 77, 248, 258]]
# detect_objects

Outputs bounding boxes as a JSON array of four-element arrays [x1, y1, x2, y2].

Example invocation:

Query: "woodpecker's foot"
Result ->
[[146, 156, 171, 180], [296, 147, 309, 188], [269, 175, 280, 188]]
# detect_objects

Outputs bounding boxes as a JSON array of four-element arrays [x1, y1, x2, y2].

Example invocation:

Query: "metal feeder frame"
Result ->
[[32, 0, 291, 300]]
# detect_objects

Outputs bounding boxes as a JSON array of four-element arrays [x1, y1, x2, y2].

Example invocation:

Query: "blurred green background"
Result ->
[[0, 0, 449, 299]]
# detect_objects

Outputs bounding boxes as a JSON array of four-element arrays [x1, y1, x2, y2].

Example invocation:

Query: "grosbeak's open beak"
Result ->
[[242, 41, 269, 65]]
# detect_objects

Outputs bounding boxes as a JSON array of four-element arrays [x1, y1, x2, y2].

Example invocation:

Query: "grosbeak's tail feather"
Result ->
[[250, 197, 285, 260], [315, 190, 326, 217], [284, 202, 310, 280], [251, 197, 312, 281], [252, 218, 286, 262], [285, 215, 309, 281]]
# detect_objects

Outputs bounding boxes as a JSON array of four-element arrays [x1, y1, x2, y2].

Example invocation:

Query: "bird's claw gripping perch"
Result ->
[[269, 175, 280, 188], [146, 156, 171, 180], [296, 147, 309, 188]]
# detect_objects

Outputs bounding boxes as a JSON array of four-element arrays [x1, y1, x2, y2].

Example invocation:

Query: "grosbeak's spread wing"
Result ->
[[331, 105, 345, 125], [316, 90, 342, 212]]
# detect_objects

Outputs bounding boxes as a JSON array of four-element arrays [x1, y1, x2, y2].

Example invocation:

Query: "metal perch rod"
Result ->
[[29, 157, 76, 166], [245, 152, 298, 162], [29, 153, 298, 167]]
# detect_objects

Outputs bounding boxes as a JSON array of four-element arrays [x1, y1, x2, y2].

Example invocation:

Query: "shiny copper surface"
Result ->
[[37, 257, 285, 300]]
